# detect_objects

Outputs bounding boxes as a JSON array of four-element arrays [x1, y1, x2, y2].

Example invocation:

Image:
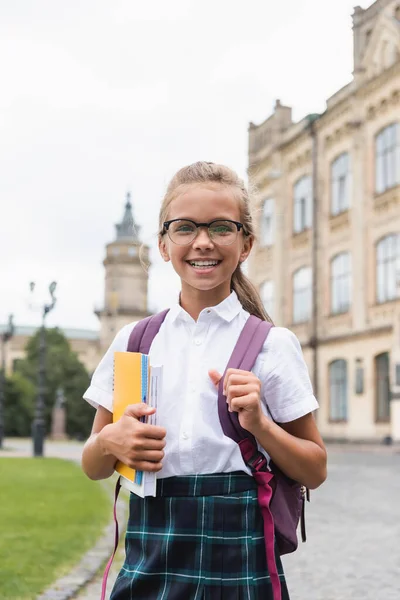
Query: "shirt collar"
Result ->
[[168, 291, 242, 324]]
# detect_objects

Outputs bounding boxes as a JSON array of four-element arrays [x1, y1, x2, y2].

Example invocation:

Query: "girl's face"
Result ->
[[159, 184, 253, 303]]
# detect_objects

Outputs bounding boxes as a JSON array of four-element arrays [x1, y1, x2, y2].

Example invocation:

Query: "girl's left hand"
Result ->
[[209, 368, 265, 435]]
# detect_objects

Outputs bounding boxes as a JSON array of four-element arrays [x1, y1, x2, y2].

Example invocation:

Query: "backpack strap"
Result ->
[[218, 315, 273, 445], [217, 315, 283, 600], [127, 309, 170, 354]]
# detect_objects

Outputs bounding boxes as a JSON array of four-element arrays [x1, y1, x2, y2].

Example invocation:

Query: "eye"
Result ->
[[171, 221, 196, 234], [211, 221, 235, 235]]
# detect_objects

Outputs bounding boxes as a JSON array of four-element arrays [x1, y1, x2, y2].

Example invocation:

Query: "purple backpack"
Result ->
[[122, 310, 310, 600]]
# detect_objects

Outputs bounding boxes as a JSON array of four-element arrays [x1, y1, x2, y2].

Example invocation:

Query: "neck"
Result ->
[[179, 283, 231, 321]]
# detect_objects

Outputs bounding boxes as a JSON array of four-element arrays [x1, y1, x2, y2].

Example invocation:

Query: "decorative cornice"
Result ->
[[366, 87, 400, 121], [329, 210, 351, 233], [316, 324, 393, 346], [288, 148, 312, 172], [374, 185, 400, 213], [291, 229, 311, 250], [357, 60, 400, 100]]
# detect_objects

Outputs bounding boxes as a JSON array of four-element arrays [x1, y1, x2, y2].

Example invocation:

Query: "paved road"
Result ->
[[284, 450, 400, 600], [2, 440, 399, 599]]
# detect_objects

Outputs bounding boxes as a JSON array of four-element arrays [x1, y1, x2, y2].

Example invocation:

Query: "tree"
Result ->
[[14, 328, 95, 439], [4, 373, 36, 437]]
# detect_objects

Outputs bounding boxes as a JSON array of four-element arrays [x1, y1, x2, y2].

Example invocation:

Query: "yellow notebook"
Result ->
[[113, 351, 162, 497]]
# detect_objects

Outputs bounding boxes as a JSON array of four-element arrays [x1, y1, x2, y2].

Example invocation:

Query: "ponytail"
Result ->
[[231, 266, 273, 323]]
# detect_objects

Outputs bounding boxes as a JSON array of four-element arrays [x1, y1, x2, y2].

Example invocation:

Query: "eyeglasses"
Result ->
[[163, 219, 246, 246]]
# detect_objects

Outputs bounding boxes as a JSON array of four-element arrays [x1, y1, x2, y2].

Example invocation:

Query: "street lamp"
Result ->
[[30, 281, 57, 457], [0, 314, 15, 449]]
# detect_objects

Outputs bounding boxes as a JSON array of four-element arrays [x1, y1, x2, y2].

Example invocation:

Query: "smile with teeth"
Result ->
[[188, 260, 221, 268]]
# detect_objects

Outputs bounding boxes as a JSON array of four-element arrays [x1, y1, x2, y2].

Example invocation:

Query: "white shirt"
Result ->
[[83, 292, 318, 478]]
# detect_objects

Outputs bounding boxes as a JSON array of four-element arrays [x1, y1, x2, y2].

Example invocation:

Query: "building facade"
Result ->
[[248, 0, 400, 442], [1, 194, 150, 376]]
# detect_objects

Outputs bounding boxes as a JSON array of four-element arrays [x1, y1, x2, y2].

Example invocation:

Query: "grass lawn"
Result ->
[[0, 458, 111, 600]]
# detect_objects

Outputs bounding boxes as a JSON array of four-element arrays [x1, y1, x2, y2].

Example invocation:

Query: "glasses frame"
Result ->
[[163, 218, 246, 246]]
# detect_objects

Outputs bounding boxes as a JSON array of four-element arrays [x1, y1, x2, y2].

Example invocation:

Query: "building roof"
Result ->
[[0, 324, 99, 341], [115, 192, 140, 242]]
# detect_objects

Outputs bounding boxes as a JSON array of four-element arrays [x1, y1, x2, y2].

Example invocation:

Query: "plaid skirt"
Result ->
[[111, 472, 290, 600]]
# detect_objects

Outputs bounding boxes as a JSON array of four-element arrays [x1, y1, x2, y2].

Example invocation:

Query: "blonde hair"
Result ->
[[158, 161, 272, 323]]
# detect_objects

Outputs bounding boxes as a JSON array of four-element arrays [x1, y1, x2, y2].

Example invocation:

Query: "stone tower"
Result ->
[[96, 193, 150, 351]]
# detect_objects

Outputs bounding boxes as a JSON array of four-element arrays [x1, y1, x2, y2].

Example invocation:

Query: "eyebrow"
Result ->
[[170, 217, 237, 221]]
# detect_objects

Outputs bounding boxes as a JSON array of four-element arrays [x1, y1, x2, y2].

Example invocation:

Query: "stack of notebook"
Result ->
[[113, 351, 163, 497]]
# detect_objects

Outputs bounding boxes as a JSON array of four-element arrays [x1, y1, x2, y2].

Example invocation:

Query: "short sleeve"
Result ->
[[257, 327, 319, 423], [82, 323, 136, 412]]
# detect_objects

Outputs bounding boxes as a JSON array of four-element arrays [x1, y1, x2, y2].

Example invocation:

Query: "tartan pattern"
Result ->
[[111, 472, 290, 600]]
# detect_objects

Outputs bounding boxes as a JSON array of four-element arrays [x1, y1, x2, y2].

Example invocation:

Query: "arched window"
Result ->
[[260, 280, 274, 318], [375, 353, 390, 422], [329, 360, 348, 421], [375, 123, 400, 194], [376, 234, 400, 303], [331, 252, 352, 314], [260, 199, 274, 246], [331, 153, 351, 215], [293, 267, 312, 323], [293, 176, 312, 233]]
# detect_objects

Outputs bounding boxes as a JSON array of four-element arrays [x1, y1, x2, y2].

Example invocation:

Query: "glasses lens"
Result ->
[[209, 220, 238, 245], [168, 220, 197, 245]]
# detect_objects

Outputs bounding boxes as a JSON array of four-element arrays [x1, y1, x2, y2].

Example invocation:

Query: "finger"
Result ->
[[141, 423, 167, 440], [230, 394, 259, 413], [135, 450, 165, 462], [135, 438, 166, 451], [227, 384, 257, 400], [124, 403, 156, 419], [208, 369, 223, 388], [224, 372, 256, 396], [134, 461, 163, 473], [225, 368, 253, 378]]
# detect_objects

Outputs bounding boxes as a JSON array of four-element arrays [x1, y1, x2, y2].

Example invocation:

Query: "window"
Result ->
[[293, 176, 312, 233], [260, 280, 274, 318], [376, 234, 400, 303], [331, 252, 352, 314], [260, 199, 274, 246], [375, 123, 400, 194], [331, 153, 351, 215], [293, 267, 312, 323], [375, 353, 390, 422], [128, 247, 137, 257], [329, 360, 348, 421]]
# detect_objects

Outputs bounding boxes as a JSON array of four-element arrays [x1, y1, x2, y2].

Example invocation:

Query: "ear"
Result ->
[[158, 236, 170, 262], [239, 235, 254, 263]]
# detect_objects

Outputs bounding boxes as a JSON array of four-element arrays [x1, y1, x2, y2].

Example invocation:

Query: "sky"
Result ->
[[0, 0, 375, 331]]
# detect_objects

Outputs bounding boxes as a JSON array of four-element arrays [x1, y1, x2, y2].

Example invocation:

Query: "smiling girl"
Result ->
[[82, 161, 327, 600]]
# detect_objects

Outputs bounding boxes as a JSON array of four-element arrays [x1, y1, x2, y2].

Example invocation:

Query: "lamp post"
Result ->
[[30, 281, 57, 457], [0, 314, 15, 449]]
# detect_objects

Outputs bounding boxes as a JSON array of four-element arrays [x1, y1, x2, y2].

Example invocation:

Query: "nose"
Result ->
[[192, 226, 214, 250]]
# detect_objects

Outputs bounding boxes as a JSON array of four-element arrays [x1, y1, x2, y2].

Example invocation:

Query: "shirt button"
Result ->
[[194, 339, 201, 346], [182, 432, 189, 440]]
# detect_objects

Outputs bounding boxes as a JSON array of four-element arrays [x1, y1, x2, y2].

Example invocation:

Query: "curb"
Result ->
[[36, 480, 128, 600]]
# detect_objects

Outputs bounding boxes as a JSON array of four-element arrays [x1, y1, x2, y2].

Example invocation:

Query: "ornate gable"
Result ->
[[361, 9, 400, 78]]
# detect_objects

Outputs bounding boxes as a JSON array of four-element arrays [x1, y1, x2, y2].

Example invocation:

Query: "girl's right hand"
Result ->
[[98, 404, 166, 472]]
